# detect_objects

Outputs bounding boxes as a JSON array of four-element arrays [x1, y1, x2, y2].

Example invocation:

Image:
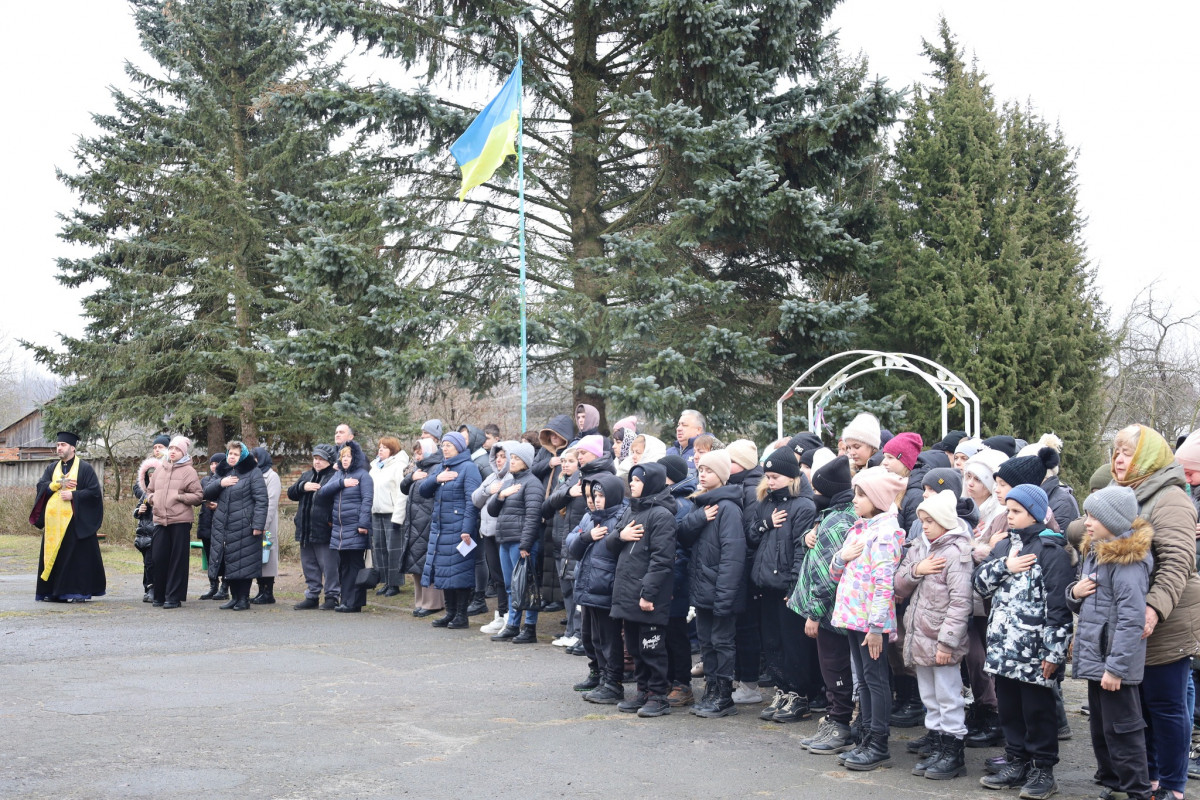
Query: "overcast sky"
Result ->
[[3, 1, 1196, 368]]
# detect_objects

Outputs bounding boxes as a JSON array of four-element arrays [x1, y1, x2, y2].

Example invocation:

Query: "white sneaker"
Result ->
[[480, 611, 505, 634], [732, 681, 763, 704], [551, 635, 570, 646], [559, 635, 579, 648]]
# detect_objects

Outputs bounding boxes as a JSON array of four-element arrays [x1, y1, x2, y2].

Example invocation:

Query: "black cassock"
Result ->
[[35, 458, 106, 602]]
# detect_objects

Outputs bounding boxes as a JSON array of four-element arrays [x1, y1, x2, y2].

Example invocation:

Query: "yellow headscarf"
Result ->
[[1111, 424, 1174, 488]]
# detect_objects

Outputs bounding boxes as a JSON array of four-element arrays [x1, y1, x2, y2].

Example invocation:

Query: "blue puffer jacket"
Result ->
[[317, 440, 375, 551], [566, 474, 629, 609], [419, 449, 482, 590]]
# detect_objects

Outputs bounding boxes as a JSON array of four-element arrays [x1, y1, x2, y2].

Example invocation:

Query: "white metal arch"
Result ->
[[776, 350, 981, 441]]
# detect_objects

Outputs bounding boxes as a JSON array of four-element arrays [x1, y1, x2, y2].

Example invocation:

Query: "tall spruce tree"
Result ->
[[32, 0, 412, 450], [278, 0, 901, 434], [869, 19, 1108, 480]]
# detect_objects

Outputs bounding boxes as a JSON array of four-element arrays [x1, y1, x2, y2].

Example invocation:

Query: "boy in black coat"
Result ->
[[607, 463, 678, 718]]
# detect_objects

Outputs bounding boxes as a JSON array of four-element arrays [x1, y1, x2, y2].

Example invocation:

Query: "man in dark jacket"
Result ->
[[607, 463, 678, 717], [288, 444, 339, 609], [666, 409, 706, 476]]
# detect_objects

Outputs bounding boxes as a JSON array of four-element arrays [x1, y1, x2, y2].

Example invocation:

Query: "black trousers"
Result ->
[[666, 615, 692, 684], [583, 605, 624, 686], [483, 537, 507, 613], [735, 593, 762, 682], [1090, 680, 1151, 799], [151, 522, 192, 604], [761, 591, 821, 697], [141, 546, 153, 591], [337, 548, 366, 610], [229, 578, 253, 601], [847, 628, 892, 737], [623, 620, 670, 696], [695, 608, 737, 681], [816, 625, 854, 724], [995, 674, 1059, 766]]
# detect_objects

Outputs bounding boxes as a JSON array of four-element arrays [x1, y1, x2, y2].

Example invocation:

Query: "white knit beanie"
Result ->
[[917, 490, 960, 531], [841, 413, 882, 450]]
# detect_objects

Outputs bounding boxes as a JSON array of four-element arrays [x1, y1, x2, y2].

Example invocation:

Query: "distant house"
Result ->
[[0, 408, 104, 489], [0, 408, 55, 462]]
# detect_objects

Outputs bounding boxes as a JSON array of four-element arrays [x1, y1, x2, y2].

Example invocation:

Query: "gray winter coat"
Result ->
[[1067, 520, 1154, 684], [205, 452, 268, 581]]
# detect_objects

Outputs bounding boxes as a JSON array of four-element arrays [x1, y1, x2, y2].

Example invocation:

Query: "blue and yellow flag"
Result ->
[[450, 61, 522, 200]]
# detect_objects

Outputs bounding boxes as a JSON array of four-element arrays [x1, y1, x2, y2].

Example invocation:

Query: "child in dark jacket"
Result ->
[[607, 463, 678, 718], [677, 450, 746, 718], [975, 484, 1074, 799], [566, 473, 628, 702], [661, 455, 698, 707], [134, 458, 159, 602], [748, 447, 818, 723], [1068, 486, 1154, 800]]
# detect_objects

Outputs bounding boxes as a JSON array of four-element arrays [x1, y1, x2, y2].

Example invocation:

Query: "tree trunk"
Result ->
[[568, 0, 608, 433], [229, 85, 258, 447]]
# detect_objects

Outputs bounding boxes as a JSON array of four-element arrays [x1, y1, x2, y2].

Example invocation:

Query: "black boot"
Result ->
[[512, 624, 538, 644], [432, 591, 457, 628], [690, 679, 719, 715], [213, 579, 230, 601], [924, 735, 967, 780], [889, 696, 926, 728], [694, 677, 737, 718], [1018, 762, 1057, 799], [912, 731, 946, 776], [844, 730, 891, 771], [966, 705, 1004, 747], [251, 577, 275, 605], [231, 583, 251, 611], [574, 668, 601, 692], [219, 582, 239, 609], [465, 590, 489, 616], [980, 757, 1029, 789], [491, 624, 520, 641], [199, 579, 219, 600], [448, 590, 470, 629]]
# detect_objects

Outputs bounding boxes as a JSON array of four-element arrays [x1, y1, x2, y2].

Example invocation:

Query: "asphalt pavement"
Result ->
[[0, 557, 1108, 800]]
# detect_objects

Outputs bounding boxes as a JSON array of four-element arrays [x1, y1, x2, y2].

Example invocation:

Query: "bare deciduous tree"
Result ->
[[1102, 286, 1200, 444]]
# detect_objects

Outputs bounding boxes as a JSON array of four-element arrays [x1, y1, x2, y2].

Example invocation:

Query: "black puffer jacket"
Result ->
[[205, 451, 268, 581], [607, 464, 678, 625], [1041, 475, 1080, 529], [462, 424, 494, 480], [488, 468, 545, 550], [398, 449, 443, 575], [287, 464, 336, 547], [544, 470, 588, 551], [678, 483, 746, 616], [567, 474, 630, 610], [729, 464, 764, 533], [748, 480, 817, 593]]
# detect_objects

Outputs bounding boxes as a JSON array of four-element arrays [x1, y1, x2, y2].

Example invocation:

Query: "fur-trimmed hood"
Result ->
[[1081, 518, 1154, 565], [137, 457, 161, 496]]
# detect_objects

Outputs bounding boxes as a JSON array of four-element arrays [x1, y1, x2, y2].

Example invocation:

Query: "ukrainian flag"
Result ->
[[450, 61, 522, 200]]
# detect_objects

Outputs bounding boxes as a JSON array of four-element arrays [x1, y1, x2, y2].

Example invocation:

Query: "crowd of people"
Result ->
[[30, 406, 1200, 800]]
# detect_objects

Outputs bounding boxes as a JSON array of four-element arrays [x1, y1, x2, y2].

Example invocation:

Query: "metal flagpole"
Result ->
[[517, 36, 528, 432]]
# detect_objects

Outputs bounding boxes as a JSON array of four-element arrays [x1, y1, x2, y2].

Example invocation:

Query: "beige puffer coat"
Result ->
[[894, 523, 974, 667]]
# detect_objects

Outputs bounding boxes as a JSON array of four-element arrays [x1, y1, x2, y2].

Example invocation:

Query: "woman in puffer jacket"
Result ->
[[370, 436, 409, 597], [419, 432, 482, 629], [317, 440, 374, 613], [205, 442, 268, 611], [544, 448, 588, 646], [487, 440, 545, 644], [473, 442, 513, 632], [400, 438, 443, 616]]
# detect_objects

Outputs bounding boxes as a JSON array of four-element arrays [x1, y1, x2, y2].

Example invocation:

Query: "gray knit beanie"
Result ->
[[1083, 485, 1140, 537]]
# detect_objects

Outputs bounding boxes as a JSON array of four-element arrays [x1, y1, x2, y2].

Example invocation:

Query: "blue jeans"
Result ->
[[1141, 657, 1193, 793], [500, 541, 539, 627]]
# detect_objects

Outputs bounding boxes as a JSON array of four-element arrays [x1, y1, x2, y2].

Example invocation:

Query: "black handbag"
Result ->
[[355, 550, 381, 589]]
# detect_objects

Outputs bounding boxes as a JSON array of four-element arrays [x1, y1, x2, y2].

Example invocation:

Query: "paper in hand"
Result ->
[[457, 538, 477, 557]]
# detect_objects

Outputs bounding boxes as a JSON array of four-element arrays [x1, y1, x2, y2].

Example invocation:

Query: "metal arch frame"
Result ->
[[776, 350, 982, 441]]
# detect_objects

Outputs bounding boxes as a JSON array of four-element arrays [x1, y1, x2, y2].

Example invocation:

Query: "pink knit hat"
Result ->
[[169, 435, 192, 461], [577, 435, 604, 459], [851, 466, 907, 513], [883, 432, 923, 471], [1176, 430, 1200, 472]]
